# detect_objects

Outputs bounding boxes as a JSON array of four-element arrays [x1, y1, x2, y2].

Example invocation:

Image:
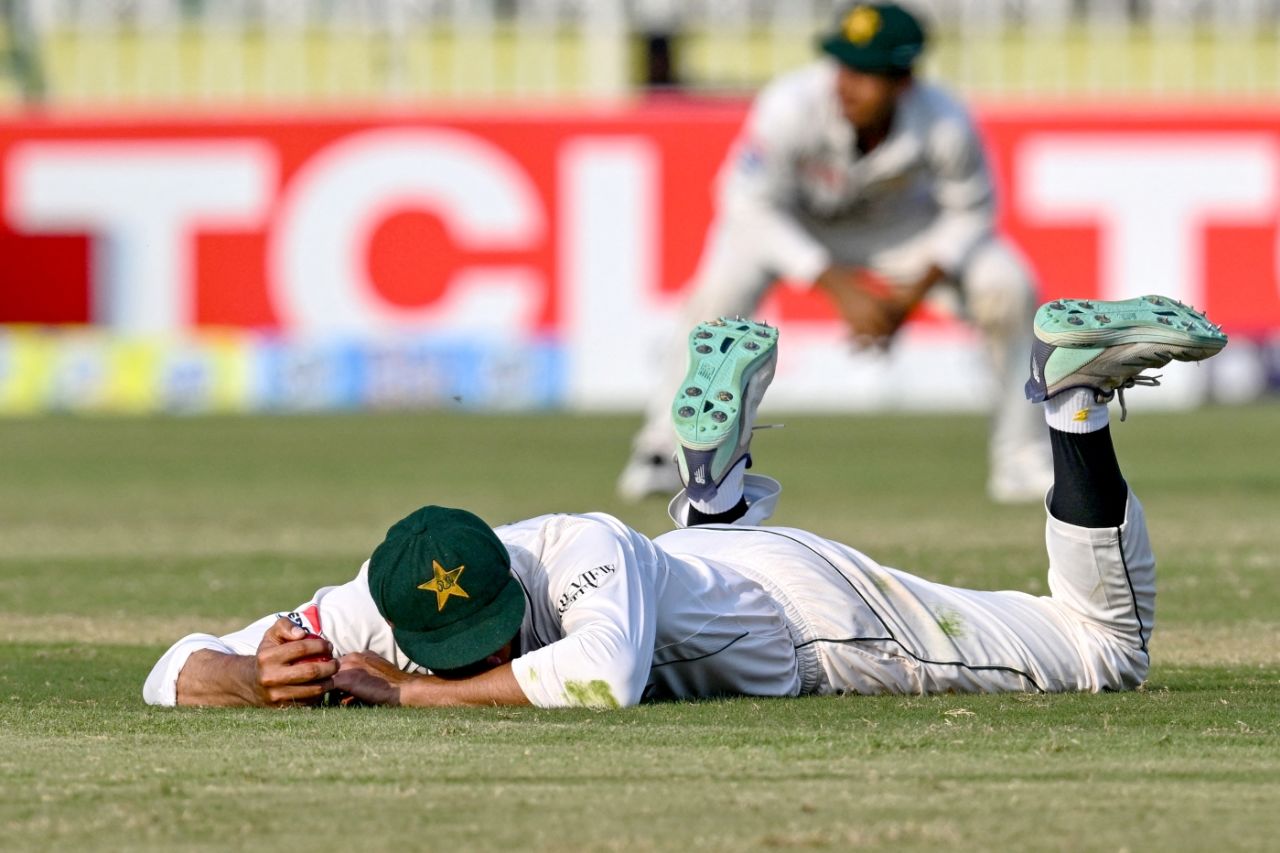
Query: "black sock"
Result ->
[[1048, 426, 1128, 528], [687, 496, 749, 526]]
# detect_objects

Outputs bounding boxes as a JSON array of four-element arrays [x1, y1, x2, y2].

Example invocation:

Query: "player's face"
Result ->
[[835, 66, 905, 131]]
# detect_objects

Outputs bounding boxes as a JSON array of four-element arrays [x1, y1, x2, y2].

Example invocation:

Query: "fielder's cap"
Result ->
[[819, 2, 926, 75], [367, 505, 524, 671]]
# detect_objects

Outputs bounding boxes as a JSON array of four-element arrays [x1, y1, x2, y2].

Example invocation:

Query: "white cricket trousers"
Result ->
[[729, 492, 1155, 695]]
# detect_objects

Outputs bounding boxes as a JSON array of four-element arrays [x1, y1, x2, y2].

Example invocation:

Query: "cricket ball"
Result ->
[[295, 632, 333, 664]]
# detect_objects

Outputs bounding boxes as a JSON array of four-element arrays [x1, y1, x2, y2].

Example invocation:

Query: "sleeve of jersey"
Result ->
[[927, 114, 997, 276], [141, 614, 280, 706], [140, 582, 345, 707], [509, 521, 657, 709], [718, 88, 832, 285]]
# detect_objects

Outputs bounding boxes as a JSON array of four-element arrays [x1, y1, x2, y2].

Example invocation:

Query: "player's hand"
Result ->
[[332, 651, 416, 707], [815, 265, 946, 350], [814, 266, 909, 349], [250, 617, 339, 706]]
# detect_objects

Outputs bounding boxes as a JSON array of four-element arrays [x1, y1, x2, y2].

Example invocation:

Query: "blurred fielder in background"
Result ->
[[619, 1, 1052, 505]]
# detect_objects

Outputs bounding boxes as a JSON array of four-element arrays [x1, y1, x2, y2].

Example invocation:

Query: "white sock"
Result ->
[[689, 457, 747, 515], [1044, 387, 1109, 434]]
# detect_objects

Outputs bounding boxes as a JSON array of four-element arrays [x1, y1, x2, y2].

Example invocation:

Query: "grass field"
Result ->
[[2, 405, 1278, 851]]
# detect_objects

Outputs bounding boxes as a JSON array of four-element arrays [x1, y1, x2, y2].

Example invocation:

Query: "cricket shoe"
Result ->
[[1025, 295, 1227, 418], [672, 317, 779, 505]]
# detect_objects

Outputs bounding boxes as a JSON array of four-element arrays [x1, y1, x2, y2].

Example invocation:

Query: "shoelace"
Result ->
[[1099, 374, 1162, 421]]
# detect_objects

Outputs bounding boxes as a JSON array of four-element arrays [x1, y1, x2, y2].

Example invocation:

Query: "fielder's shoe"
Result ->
[[672, 317, 779, 504], [1025, 295, 1227, 418]]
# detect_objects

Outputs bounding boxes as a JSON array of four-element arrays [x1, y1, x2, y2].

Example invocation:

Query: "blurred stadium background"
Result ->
[[7, 0, 1280, 103], [1, 0, 1279, 415]]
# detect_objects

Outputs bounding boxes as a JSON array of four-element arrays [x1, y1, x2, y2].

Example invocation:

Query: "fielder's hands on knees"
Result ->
[[174, 616, 338, 707], [814, 265, 943, 349]]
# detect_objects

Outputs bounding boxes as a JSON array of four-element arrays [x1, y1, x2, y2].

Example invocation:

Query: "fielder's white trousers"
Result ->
[[770, 492, 1155, 695]]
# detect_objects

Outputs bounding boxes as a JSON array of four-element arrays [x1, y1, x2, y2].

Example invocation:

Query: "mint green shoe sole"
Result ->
[[1034, 295, 1226, 354], [672, 318, 778, 453]]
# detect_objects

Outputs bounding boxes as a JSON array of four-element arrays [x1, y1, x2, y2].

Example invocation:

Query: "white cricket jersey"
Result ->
[[142, 512, 803, 709], [501, 513, 800, 707], [723, 59, 995, 281]]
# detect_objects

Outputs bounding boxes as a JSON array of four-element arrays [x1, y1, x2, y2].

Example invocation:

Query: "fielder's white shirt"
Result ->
[[722, 59, 995, 282], [142, 512, 802, 709]]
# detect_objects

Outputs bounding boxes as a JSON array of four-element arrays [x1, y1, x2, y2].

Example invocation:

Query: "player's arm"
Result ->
[[719, 80, 834, 286], [336, 518, 656, 710], [815, 256, 946, 346], [814, 265, 944, 345], [333, 653, 530, 708], [144, 609, 338, 707], [172, 618, 338, 707], [506, 520, 656, 708], [925, 100, 997, 277], [144, 569, 385, 707], [342, 609, 649, 709]]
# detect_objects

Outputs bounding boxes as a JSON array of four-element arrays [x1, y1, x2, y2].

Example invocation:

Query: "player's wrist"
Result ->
[[244, 656, 280, 706], [912, 265, 944, 297], [175, 650, 262, 707], [812, 266, 840, 290], [395, 673, 439, 707]]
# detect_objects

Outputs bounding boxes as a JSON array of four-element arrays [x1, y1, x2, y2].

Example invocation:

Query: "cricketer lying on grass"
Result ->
[[144, 296, 1226, 710]]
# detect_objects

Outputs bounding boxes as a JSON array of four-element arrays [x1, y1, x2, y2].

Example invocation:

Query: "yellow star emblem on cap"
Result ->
[[843, 6, 882, 45], [418, 560, 470, 611]]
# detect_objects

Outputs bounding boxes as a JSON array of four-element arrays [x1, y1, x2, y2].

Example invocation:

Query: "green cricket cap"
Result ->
[[818, 3, 926, 75], [367, 505, 524, 671]]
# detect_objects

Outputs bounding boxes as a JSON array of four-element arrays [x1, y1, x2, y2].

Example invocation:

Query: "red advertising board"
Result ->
[[983, 104, 1280, 337], [0, 107, 742, 333], [2, 103, 1279, 335]]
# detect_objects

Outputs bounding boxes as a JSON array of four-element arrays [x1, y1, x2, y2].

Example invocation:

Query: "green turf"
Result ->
[[2, 405, 1278, 851]]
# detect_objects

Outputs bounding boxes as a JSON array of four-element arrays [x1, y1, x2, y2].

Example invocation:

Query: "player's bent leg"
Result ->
[[959, 240, 1054, 503], [1044, 486, 1155, 687], [1030, 294, 1226, 684]]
